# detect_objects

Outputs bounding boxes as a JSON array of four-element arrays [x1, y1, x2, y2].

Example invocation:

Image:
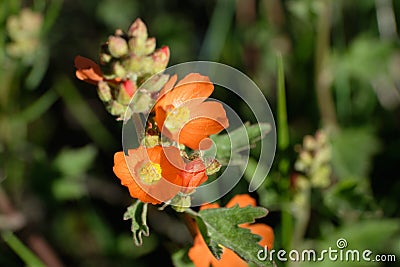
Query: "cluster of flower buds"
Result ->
[[294, 130, 332, 189], [6, 8, 43, 60], [75, 18, 170, 120]]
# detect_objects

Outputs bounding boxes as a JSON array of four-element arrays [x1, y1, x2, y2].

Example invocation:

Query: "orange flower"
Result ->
[[188, 194, 274, 267], [154, 73, 229, 150], [74, 55, 104, 85], [180, 158, 208, 194], [113, 145, 184, 204]]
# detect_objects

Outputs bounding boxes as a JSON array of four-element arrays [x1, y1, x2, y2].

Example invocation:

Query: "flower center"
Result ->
[[164, 106, 190, 133], [139, 162, 162, 184]]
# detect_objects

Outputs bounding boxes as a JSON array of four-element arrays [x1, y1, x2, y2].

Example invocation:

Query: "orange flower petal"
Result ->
[[113, 150, 161, 204], [176, 101, 229, 149], [180, 159, 208, 193], [127, 180, 161, 204], [113, 146, 184, 204], [188, 232, 216, 267], [200, 202, 220, 211], [74, 55, 103, 84], [113, 151, 134, 186], [177, 117, 228, 150], [225, 194, 257, 208], [212, 248, 248, 267], [246, 223, 274, 250], [156, 73, 214, 110]]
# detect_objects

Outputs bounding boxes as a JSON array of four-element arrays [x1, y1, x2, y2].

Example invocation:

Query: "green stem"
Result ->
[[314, 0, 337, 130], [1, 231, 46, 267], [276, 53, 293, 254], [277, 53, 289, 152]]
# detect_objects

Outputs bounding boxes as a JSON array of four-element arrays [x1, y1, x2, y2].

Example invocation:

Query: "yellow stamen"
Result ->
[[164, 106, 190, 133], [139, 162, 162, 184]]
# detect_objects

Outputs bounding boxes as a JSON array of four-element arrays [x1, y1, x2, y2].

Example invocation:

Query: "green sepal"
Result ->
[[191, 205, 273, 266], [123, 200, 150, 246]]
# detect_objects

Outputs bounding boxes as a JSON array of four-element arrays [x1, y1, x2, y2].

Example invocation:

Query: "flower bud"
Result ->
[[114, 28, 124, 37], [152, 46, 170, 73], [143, 135, 160, 148], [108, 101, 125, 117], [170, 194, 191, 212], [144, 38, 156, 55], [117, 84, 132, 105], [205, 159, 221, 175], [142, 74, 169, 92], [128, 37, 156, 56], [122, 80, 136, 97], [97, 81, 112, 102], [131, 92, 154, 113], [128, 18, 148, 40], [100, 52, 112, 63], [128, 37, 146, 56], [310, 166, 331, 188], [108, 36, 128, 58], [113, 61, 127, 78], [123, 55, 142, 74], [7, 9, 42, 41]]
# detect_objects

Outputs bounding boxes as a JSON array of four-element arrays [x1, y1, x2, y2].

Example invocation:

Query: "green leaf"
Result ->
[[210, 123, 271, 162], [195, 205, 273, 266], [15, 89, 58, 123], [1, 231, 46, 267], [123, 200, 150, 246], [331, 127, 380, 179], [171, 248, 195, 267], [52, 179, 86, 200], [25, 47, 49, 90], [53, 145, 97, 177]]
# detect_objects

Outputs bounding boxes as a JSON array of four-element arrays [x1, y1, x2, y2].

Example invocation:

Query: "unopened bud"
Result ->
[[7, 9, 42, 41], [143, 135, 159, 148], [128, 37, 146, 56], [310, 166, 331, 188], [108, 36, 128, 58], [123, 55, 142, 73], [303, 135, 316, 151], [206, 159, 221, 175], [144, 38, 156, 55], [122, 80, 136, 97], [128, 18, 148, 40], [131, 92, 154, 113], [97, 81, 112, 102], [142, 74, 169, 92], [100, 52, 112, 63], [128, 37, 156, 56], [113, 61, 127, 78], [108, 101, 125, 117], [299, 151, 313, 166], [117, 84, 132, 105], [152, 46, 170, 73], [170, 194, 191, 212], [114, 29, 124, 37]]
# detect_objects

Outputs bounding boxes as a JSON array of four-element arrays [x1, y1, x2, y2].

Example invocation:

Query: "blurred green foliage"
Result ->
[[0, 0, 399, 266]]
